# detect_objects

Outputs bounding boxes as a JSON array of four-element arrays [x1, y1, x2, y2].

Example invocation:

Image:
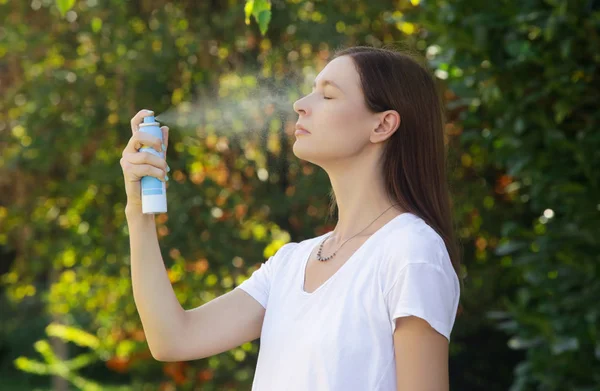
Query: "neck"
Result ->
[[323, 151, 405, 245]]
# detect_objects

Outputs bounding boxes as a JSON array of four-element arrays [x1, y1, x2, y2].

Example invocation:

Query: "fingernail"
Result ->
[[165, 175, 169, 182], [162, 143, 166, 152], [166, 165, 170, 172]]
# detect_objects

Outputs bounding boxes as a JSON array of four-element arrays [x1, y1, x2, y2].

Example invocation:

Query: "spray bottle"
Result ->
[[138, 114, 167, 214]]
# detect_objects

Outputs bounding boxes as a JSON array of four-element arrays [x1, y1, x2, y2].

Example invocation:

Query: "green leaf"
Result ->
[[56, 0, 76, 16], [244, 0, 253, 25], [46, 323, 100, 349], [244, 0, 271, 35], [251, 0, 271, 15], [14, 357, 50, 375], [91, 17, 102, 33], [256, 10, 271, 36]]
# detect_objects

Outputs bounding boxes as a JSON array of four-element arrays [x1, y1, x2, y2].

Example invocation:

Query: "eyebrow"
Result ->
[[312, 79, 344, 93]]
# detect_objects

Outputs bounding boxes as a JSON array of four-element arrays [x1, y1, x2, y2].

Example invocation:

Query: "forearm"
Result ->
[[126, 205, 186, 359]]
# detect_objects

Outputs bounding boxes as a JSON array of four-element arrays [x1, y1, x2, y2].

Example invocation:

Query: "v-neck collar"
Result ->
[[299, 212, 416, 296]]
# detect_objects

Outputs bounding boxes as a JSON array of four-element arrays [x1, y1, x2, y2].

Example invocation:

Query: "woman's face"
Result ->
[[292, 55, 378, 167]]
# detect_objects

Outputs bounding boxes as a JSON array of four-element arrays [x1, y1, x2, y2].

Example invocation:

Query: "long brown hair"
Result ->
[[328, 45, 464, 288]]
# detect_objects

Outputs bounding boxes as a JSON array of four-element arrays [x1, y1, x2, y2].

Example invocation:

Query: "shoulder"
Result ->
[[377, 214, 460, 299], [380, 214, 448, 270], [269, 241, 300, 266]]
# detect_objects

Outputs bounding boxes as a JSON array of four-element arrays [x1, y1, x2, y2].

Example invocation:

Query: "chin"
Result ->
[[292, 139, 319, 165], [293, 143, 340, 170]]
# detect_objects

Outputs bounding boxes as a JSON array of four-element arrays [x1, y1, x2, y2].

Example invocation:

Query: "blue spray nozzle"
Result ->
[[143, 115, 156, 123]]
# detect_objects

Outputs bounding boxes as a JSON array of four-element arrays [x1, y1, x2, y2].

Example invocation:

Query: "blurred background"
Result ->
[[1, 0, 599, 390]]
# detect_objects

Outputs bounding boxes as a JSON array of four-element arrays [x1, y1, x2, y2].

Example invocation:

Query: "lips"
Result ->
[[295, 124, 311, 134]]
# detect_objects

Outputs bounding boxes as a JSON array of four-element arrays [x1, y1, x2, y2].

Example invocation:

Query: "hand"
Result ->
[[120, 109, 169, 209]]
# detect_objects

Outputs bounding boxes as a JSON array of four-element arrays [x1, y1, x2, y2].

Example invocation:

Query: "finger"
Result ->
[[134, 131, 164, 154], [130, 109, 155, 135], [121, 156, 167, 182], [126, 163, 167, 182], [124, 150, 168, 171], [123, 132, 163, 155]]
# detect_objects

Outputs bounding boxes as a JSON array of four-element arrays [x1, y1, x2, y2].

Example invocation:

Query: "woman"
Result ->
[[122, 45, 462, 391]]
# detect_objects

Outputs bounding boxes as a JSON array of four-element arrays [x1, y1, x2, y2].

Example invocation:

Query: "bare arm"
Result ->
[[126, 205, 265, 362], [169, 288, 265, 362], [393, 316, 449, 391], [127, 207, 186, 359]]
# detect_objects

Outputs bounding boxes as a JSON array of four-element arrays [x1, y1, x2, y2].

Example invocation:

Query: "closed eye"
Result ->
[[311, 87, 333, 100]]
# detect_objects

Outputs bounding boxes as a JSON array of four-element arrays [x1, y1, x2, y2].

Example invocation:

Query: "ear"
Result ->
[[371, 110, 401, 143]]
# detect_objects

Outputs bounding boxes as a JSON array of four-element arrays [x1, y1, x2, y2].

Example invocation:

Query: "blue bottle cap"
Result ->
[[143, 115, 156, 123]]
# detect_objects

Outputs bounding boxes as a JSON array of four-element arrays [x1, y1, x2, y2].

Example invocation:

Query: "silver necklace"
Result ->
[[317, 204, 401, 262]]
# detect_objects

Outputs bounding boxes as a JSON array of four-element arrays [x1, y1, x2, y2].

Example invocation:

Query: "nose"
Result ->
[[293, 95, 310, 116]]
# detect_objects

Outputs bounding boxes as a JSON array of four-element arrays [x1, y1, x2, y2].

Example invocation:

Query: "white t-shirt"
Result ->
[[236, 212, 460, 391]]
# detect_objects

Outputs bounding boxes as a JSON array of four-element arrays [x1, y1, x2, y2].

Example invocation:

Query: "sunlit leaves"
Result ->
[[405, 0, 600, 387], [90, 17, 102, 33], [14, 324, 103, 390], [46, 323, 100, 350], [244, 0, 272, 36], [0, 0, 531, 389], [55, 0, 76, 16]]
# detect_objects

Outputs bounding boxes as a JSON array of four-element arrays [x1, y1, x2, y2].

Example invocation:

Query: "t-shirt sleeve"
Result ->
[[382, 238, 460, 342], [235, 243, 295, 309]]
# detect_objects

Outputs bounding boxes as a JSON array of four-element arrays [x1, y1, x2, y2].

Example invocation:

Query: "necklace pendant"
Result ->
[[318, 240, 333, 262], [314, 203, 401, 263]]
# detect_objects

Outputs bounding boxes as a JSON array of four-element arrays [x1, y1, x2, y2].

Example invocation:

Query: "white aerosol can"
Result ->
[[139, 115, 167, 214]]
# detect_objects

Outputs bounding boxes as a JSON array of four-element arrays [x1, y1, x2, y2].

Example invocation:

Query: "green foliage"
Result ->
[[405, 0, 600, 389], [1, 0, 598, 390], [245, 0, 272, 36], [53, 0, 273, 35], [14, 323, 103, 390], [0, 0, 414, 389], [55, 0, 76, 16]]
